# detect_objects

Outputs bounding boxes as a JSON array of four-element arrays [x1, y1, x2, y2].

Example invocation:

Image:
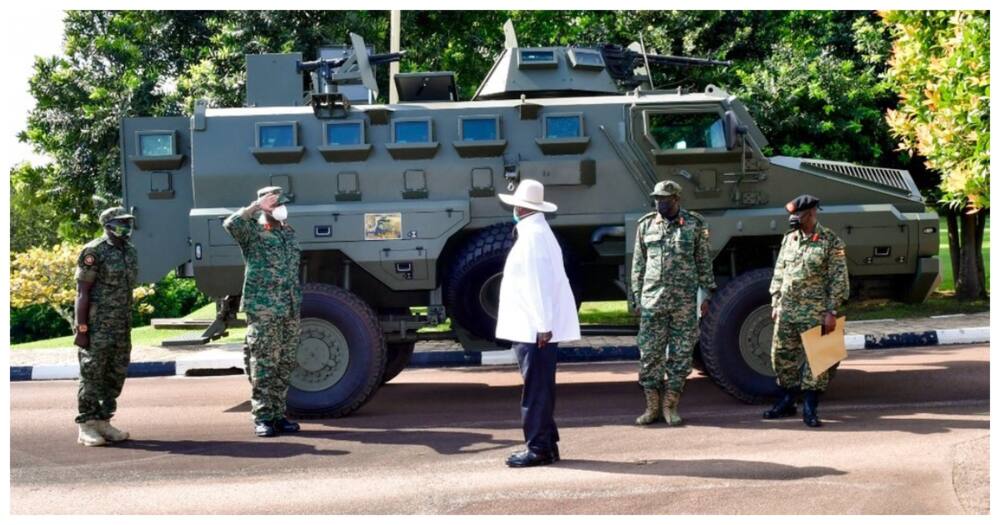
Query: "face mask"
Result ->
[[788, 214, 802, 230], [107, 222, 132, 239], [272, 205, 288, 222], [657, 199, 678, 217], [512, 209, 521, 224]]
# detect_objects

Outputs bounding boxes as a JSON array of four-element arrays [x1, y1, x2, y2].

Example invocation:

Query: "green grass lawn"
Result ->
[[937, 216, 989, 292], [12, 303, 247, 350], [14, 216, 988, 349]]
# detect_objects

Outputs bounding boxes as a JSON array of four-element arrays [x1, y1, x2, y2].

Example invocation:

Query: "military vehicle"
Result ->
[[120, 27, 940, 417]]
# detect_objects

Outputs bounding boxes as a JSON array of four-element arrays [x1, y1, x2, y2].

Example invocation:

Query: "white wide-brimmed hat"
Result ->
[[497, 179, 558, 213]]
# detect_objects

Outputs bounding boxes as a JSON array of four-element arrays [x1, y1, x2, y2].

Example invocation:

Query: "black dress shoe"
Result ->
[[552, 445, 560, 462], [254, 420, 276, 438], [506, 449, 555, 468], [274, 417, 300, 433]]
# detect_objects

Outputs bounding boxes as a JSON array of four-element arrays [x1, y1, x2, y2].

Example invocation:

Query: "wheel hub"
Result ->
[[290, 318, 350, 392], [738, 305, 777, 377], [479, 272, 503, 320]]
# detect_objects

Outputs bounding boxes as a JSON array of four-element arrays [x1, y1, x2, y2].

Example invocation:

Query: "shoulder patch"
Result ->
[[83, 254, 96, 266]]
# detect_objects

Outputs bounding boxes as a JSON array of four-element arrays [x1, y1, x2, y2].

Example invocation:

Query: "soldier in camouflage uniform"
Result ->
[[765, 194, 849, 427], [631, 181, 716, 426], [73, 207, 139, 447], [224, 186, 303, 437]]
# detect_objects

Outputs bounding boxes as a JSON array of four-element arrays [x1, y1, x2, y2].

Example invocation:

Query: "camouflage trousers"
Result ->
[[76, 330, 132, 423], [771, 314, 831, 392], [637, 305, 698, 394], [244, 314, 300, 421]]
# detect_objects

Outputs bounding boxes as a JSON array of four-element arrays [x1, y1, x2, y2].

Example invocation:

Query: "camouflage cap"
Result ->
[[257, 186, 290, 204], [785, 194, 821, 213], [649, 180, 682, 197], [99, 206, 134, 225]]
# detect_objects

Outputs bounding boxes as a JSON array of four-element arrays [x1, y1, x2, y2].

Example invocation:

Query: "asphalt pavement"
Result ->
[[10, 344, 989, 514]]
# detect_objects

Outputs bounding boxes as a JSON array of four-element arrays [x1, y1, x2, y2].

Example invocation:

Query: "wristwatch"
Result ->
[[826, 310, 838, 317], [76, 324, 89, 334]]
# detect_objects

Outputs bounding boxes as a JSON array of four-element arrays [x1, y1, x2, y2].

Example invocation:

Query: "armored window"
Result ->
[[647, 112, 726, 151], [460, 116, 499, 141], [567, 49, 604, 70], [138, 132, 175, 157], [386, 117, 439, 160], [251, 121, 304, 164], [393, 119, 432, 144], [536, 113, 589, 155], [543, 115, 583, 139], [518, 48, 558, 69], [325, 121, 364, 146], [257, 122, 297, 149]]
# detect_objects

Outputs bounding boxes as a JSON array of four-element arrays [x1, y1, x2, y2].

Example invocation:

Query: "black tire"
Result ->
[[699, 268, 781, 404], [444, 222, 582, 342], [382, 342, 415, 384], [286, 283, 386, 418]]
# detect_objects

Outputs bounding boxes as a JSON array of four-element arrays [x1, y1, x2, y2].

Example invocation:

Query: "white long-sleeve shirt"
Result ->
[[495, 213, 581, 344]]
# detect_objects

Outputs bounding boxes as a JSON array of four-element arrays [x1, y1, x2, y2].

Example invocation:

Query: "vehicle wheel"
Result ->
[[286, 283, 386, 418], [382, 342, 415, 384], [444, 222, 582, 342], [699, 268, 781, 404]]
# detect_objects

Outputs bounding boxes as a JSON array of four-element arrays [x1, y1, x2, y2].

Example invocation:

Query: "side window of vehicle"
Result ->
[[325, 121, 365, 146], [543, 115, 583, 139], [392, 119, 432, 144], [460, 116, 500, 141], [256, 122, 297, 149], [647, 113, 725, 151]]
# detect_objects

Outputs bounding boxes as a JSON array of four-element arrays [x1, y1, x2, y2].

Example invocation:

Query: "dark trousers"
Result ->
[[514, 342, 560, 455]]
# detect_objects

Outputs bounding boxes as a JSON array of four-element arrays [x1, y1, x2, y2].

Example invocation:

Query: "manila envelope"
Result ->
[[800, 316, 848, 379]]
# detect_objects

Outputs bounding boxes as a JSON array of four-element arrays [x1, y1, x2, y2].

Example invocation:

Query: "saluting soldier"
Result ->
[[631, 181, 716, 426], [74, 206, 139, 447], [224, 186, 303, 437], [765, 194, 849, 427]]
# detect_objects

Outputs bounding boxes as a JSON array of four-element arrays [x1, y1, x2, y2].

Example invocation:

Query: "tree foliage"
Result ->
[[882, 10, 990, 211], [10, 243, 155, 329]]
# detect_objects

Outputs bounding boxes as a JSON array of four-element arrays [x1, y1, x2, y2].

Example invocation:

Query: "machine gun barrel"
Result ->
[[597, 44, 730, 84], [297, 51, 405, 74]]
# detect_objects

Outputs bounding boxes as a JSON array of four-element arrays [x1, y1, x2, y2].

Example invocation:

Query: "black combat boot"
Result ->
[[274, 417, 301, 433], [254, 419, 277, 437], [762, 388, 799, 419], [802, 390, 822, 427]]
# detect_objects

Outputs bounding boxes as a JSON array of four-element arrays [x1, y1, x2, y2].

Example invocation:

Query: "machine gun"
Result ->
[[298, 32, 405, 118], [596, 44, 731, 90]]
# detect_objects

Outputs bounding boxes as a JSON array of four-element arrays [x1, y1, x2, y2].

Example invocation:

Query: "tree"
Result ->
[[10, 243, 155, 329], [9, 163, 67, 252], [883, 11, 989, 299]]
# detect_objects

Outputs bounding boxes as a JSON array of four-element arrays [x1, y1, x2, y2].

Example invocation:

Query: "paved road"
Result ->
[[10, 344, 989, 514]]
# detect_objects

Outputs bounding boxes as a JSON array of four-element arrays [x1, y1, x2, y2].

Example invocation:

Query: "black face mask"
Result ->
[[788, 214, 802, 230], [657, 200, 678, 218]]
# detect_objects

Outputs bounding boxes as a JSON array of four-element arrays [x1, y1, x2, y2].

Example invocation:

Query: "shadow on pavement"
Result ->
[[297, 428, 520, 455], [551, 457, 847, 480], [120, 439, 348, 459]]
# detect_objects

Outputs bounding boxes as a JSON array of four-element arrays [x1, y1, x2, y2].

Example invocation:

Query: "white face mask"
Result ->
[[271, 205, 288, 222]]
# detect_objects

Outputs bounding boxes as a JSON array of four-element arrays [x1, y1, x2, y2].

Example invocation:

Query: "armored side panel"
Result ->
[[246, 53, 304, 108], [121, 116, 195, 283]]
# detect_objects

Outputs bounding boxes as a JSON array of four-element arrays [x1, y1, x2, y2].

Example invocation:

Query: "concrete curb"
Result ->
[[9, 326, 989, 381]]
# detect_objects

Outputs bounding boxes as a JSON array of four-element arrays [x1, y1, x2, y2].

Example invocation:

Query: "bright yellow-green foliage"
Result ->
[[883, 11, 990, 211], [10, 242, 156, 328]]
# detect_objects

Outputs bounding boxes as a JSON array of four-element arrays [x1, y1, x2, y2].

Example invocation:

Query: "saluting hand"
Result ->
[[255, 193, 279, 213]]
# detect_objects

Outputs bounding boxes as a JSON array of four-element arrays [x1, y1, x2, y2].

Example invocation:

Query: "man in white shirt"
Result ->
[[495, 179, 581, 468]]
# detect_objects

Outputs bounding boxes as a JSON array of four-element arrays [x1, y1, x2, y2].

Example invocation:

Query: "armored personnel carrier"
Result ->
[[120, 28, 940, 417]]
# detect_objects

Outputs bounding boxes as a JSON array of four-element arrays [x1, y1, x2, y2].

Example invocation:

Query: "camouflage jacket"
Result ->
[[769, 223, 850, 323], [75, 235, 138, 330], [631, 208, 716, 311], [223, 210, 302, 318]]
